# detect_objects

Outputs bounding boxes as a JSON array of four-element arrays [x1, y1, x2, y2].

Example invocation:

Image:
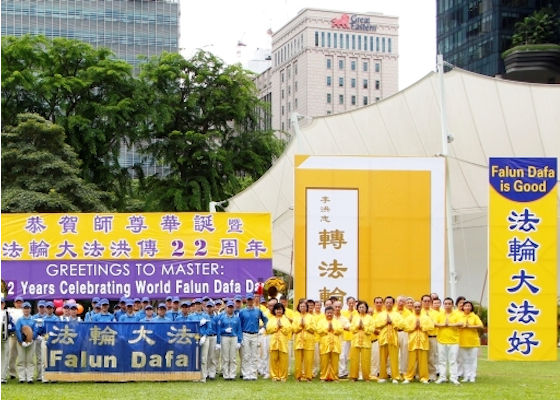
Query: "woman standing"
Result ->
[[292, 302, 316, 381], [316, 306, 344, 381], [459, 301, 483, 383], [349, 301, 375, 382], [266, 303, 292, 382]]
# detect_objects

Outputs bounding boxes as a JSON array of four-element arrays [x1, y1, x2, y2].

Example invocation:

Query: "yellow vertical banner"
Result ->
[[488, 158, 558, 361], [294, 156, 446, 305]]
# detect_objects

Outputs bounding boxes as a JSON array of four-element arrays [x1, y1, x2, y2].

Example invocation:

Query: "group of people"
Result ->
[[0, 291, 484, 385]]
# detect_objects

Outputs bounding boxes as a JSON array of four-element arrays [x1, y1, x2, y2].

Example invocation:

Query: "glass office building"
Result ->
[[1, 0, 180, 67], [437, 0, 559, 76]]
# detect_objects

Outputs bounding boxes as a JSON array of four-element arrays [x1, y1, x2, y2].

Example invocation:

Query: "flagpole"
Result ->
[[437, 54, 457, 300]]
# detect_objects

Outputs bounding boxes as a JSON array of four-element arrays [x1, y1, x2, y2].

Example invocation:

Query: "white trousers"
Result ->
[[1, 339, 9, 381], [370, 340, 380, 377], [17, 343, 34, 382], [8, 335, 18, 377], [397, 331, 408, 375], [34, 338, 42, 380], [437, 343, 459, 380], [242, 332, 258, 379], [41, 340, 48, 382], [339, 340, 351, 376], [257, 331, 266, 375], [428, 337, 438, 381], [458, 347, 478, 379], [221, 336, 238, 380], [200, 337, 210, 382], [206, 336, 218, 378], [262, 335, 270, 377]]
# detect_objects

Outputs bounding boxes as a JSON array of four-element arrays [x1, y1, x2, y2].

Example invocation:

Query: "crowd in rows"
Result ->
[[0, 292, 483, 385]]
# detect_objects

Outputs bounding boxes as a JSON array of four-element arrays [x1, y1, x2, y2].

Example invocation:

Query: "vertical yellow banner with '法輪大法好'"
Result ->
[[488, 158, 557, 361]]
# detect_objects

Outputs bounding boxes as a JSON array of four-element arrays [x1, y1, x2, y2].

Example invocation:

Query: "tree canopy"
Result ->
[[1, 114, 111, 212]]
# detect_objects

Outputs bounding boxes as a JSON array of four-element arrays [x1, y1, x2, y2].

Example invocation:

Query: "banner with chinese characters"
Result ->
[[488, 158, 557, 361], [294, 156, 446, 304], [1, 213, 272, 299], [44, 321, 201, 381]]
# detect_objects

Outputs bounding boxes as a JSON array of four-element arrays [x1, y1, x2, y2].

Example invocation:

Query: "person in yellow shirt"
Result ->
[[333, 300, 351, 378], [454, 295, 466, 377], [434, 297, 464, 385], [402, 301, 434, 384], [375, 296, 404, 383], [292, 301, 315, 381], [396, 295, 412, 376], [459, 301, 483, 383], [348, 301, 375, 382], [420, 294, 440, 382], [265, 303, 292, 382], [370, 297, 384, 380], [316, 305, 344, 381], [313, 300, 330, 376], [432, 298, 442, 313], [339, 296, 357, 378], [405, 297, 414, 314]]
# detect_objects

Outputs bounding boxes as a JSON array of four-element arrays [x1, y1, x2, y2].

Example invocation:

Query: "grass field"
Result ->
[[2, 347, 559, 400]]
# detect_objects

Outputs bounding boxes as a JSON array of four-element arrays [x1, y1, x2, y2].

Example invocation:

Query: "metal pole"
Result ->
[[437, 54, 457, 300]]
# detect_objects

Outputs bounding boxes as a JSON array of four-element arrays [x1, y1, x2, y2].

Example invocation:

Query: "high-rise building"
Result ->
[[436, 0, 559, 77], [255, 8, 399, 134], [1, 0, 180, 67]]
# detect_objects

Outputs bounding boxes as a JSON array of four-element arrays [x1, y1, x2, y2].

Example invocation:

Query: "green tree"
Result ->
[[512, 7, 560, 46], [1, 114, 111, 213], [1, 35, 139, 209], [137, 50, 284, 211]]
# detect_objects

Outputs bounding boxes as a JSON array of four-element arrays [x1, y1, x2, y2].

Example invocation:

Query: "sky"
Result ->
[[179, 0, 437, 91]]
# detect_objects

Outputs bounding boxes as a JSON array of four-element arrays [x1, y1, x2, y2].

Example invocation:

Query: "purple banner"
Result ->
[[1, 259, 272, 300]]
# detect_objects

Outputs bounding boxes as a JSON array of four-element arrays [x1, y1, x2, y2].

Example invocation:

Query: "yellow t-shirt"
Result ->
[[459, 313, 483, 347], [436, 311, 463, 344], [341, 309, 358, 341]]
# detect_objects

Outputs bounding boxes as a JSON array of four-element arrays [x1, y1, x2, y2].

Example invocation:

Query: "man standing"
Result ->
[[260, 298, 276, 379], [154, 304, 171, 321], [434, 298, 464, 385], [32, 300, 47, 382], [85, 297, 101, 321], [198, 300, 218, 382], [239, 293, 268, 380], [139, 305, 155, 322], [376, 296, 404, 383], [38, 302, 60, 383], [16, 302, 36, 383], [166, 297, 181, 321], [1, 298, 15, 384], [91, 299, 114, 322], [7, 296, 24, 379], [402, 301, 433, 384], [119, 300, 140, 322], [216, 301, 242, 380], [396, 295, 412, 376], [176, 301, 191, 322], [421, 294, 440, 381], [370, 296, 384, 379], [340, 296, 356, 378]]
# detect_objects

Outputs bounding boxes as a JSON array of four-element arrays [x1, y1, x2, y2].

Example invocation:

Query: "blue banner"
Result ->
[[44, 321, 202, 381]]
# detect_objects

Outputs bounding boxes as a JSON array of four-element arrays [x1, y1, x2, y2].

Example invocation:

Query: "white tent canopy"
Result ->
[[226, 69, 560, 303]]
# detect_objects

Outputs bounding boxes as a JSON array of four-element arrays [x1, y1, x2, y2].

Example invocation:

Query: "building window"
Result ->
[[376, 37, 379, 51], [346, 34, 350, 49], [351, 78, 356, 88], [375, 80, 380, 90], [295, 98, 298, 109], [288, 85, 291, 95], [334, 33, 338, 48], [327, 32, 331, 47], [282, 89, 284, 99], [339, 77, 344, 87], [358, 35, 361, 50], [388, 38, 392, 53], [321, 32, 325, 47], [282, 122, 285, 130], [382, 37, 386, 52], [295, 63, 298, 75], [327, 110, 332, 115], [363, 61, 368, 72], [282, 106, 285, 115], [340, 33, 344, 49], [282, 72, 284, 83], [327, 93, 332, 103], [288, 68, 291, 79], [351, 95, 356, 105], [295, 81, 298, 92], [375, 63, 380, 72], [375, 97, 380, 102], [370, 37, 374, 52], [327, 76, 332, 86], [339, 59, 344, 69], [363, 79, 368, 89], [315, 32, 319, 46], [364, 36, 368, 51], [288, 102, 291, 112], [363, 96, 368, 105], [352, 35, 356, 50], [288, 119, 291, 128], [327, 59, 332, 69], [339, 94, 344, 104], [351, 60, 356, 71]]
